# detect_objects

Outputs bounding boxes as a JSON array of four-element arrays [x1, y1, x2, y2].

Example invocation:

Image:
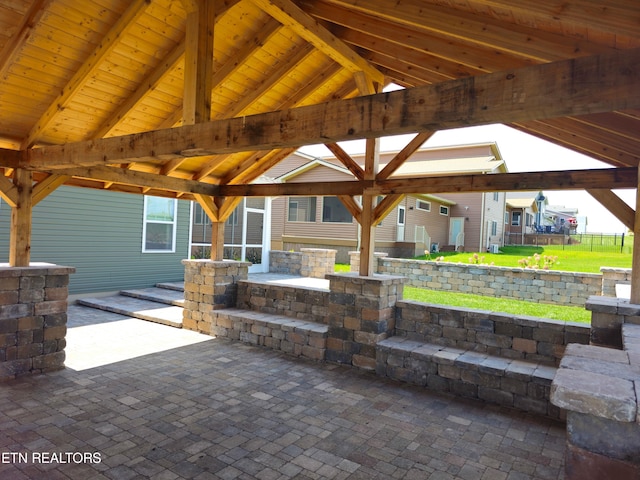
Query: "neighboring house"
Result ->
[[505, 194, 539, 244], [0, 187, 191, 295], [546, 204, 579, 234], [264, 143, 508, 262]]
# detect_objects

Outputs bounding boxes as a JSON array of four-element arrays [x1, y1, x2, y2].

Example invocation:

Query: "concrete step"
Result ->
[[77, 295, 183, 328], [120, 287, 185, 307], [156, 282, 185, 292]]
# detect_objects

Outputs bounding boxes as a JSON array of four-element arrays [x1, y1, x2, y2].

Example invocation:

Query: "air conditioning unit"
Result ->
[[490, 244, 500, 254]]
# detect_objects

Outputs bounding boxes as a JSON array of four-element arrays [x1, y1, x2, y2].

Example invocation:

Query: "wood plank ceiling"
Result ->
[[0, 0, 638, 201]]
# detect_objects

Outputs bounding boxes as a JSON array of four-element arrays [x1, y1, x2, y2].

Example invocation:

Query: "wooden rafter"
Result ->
[[250, 0, 384, 85], [378, 132, 435, 180], [325, 143, 364, 180], [21, 0, 152, 148], [587, 189, 636, 231], [24, 48, 640, 170]]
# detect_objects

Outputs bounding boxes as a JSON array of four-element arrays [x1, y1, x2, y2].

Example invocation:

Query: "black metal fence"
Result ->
[[504, 232, 631, 253]]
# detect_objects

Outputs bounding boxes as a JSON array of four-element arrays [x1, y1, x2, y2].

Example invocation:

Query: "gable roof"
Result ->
[[0, 1, 636, 202]]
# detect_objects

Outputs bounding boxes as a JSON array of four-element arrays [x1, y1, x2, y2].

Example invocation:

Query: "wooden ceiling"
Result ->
[[0, 0, 638, 201]]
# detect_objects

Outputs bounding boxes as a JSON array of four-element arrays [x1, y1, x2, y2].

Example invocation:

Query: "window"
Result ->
[[416, 200, 431, 212], [512, 211, 521, 226], [491, 221, 498, 236], [493, 192, 499, 201], [504, 212, 509, 224], [226, 208, 239, 226], [288, 197, 316, 222], [439, 205, 449, 216], [143, 196, 177, 252], [193, 203, 210, 225], [322, 197, 352, 223]]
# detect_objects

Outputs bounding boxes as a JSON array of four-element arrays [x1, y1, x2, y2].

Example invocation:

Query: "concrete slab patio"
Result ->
[[0, 304, 566, 479]]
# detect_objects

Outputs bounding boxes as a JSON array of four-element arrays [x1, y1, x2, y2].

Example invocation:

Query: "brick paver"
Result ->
[[0, 305, 566, 479]]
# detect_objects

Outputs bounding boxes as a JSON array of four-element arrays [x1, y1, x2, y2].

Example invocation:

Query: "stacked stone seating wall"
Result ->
[[395, 300, 590, 365], [370, 257, 602, 306]]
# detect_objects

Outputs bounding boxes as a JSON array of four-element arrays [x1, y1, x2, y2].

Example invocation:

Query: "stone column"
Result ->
[[586, 296, 640, 349], [182, 260, 250, 334], [348, 251, 388, 273], [0, 264, 75, 381], [300, 248, 336, 278], [325, 272, 405, 370]]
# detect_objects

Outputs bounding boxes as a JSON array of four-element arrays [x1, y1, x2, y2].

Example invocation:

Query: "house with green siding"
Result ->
[[0, 187, 191, 295]]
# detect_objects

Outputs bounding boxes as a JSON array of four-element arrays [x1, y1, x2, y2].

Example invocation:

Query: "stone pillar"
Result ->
[[600, 267, 632, 297], [182, 260, 250, 334], [325, 272, 405, 370], [586, 296, 640, 349], [0, 264, 75, 382], [348, 251, 388, 273], [300, 248, 336, 278]]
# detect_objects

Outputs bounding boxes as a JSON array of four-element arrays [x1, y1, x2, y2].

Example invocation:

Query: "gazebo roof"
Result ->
[[0, 0, 637, 202]]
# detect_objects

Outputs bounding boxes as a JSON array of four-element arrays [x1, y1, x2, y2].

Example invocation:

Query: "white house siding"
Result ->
[[0, 187, 190, 294]]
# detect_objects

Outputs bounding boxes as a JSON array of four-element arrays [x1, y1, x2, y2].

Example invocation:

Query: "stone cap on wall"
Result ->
[[0, 263, 76, 276]]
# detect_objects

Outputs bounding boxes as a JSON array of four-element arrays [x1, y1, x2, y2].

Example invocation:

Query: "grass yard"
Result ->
[[403, 286, 591, 323], [417, 245, 632, 273]]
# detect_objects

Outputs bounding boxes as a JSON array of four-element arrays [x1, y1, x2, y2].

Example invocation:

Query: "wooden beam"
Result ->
[[194, 194, 219, 222], [325, 143, 364, 180], [52, 166, 216, 196], [183, 0, 216, 126], [337, 195, 362, 224], [21, 0, 151, 148], [359, 137, 380, 276], [378, 132, 435, 180], [27, 48, 640, 169], [587, 189, 635, 231], [218, 168, 637, 197], [0, 147, 23, 170], [32, 174, 71, 206], [250, 0, 384, 85], [373, 194, 404, 225], [9, 169, 33, 266], [0, 173, 18, 207]]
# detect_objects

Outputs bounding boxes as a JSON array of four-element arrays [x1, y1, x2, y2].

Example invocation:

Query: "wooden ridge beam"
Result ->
[[26, 48, 640, 170]]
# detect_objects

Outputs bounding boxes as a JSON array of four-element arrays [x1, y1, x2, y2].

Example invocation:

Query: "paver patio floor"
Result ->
[[0, 304, 566, 479]]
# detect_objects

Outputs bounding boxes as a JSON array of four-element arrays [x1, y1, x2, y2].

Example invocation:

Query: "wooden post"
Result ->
[[630, 168, 640, 304], [359, 137, 379, 277], [211, 221, 225, 261], [9, 168, 33, 267]]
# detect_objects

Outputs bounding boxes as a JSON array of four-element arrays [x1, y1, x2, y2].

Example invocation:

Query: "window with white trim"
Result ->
[[193, 203, 210, 225], [416, 200, 431, 212], [504, 212, 509, 224], [491, 221, 498, 236], [439, 205, 449, 216], [143, 196, 177, 253]]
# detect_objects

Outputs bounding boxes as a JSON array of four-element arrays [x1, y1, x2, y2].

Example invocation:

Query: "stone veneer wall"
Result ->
[[269, 249, 336, 279], [370, 257, 601, 306], [0, 264, 75, 382], [182, 260, 250, 332], [395, 301, 590, 365]]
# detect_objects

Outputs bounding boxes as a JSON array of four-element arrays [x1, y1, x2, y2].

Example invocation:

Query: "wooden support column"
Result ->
[[9, 168, 33, 267], [184, 0, 225, 259], [359, 137, 379, 277], [630, 168, 640, 304]]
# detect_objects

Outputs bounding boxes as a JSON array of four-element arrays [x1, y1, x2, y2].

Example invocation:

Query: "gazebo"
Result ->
[[0, 2, 639, 478]]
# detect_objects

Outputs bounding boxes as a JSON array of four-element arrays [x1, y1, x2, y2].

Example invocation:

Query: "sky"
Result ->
[[299, 123, 636, 234]]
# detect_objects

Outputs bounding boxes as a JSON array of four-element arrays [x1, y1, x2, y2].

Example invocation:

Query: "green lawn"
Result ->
[[403, 286, 591, 323], [416, 245, 632, 273]]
